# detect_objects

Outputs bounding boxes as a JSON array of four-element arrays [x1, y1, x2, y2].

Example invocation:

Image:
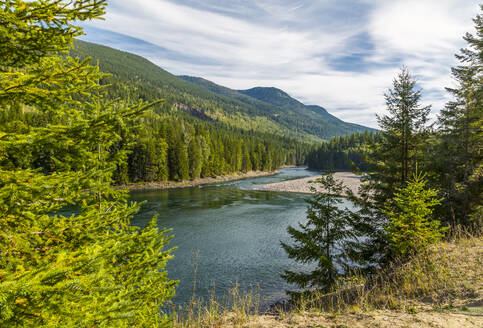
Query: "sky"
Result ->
[[80, 0, 480, 128]]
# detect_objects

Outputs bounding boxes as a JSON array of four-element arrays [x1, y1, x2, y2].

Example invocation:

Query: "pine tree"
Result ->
[[375, 67, 431, 194], [436, 5, 483, 228], [188, 137, 202, 179], [384, 173, 447, 256], [347, 68, 431, 271], [0, 1, 176, 326], [281, 173, 354, 293]]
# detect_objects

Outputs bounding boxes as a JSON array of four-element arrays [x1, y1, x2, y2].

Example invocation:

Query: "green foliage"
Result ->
[[432, 5, 483, 229], [344, 68, 432, 271], [384, 173, 447, 256], [374, 66, 431, 192], [306, 131, 379, 171], [0, 1, 176, 326], [281, 173, 355, 293], [57, 40, 316, 183]]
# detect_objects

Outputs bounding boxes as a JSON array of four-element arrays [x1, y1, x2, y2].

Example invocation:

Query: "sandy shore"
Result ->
[[116, 170, 279, 191], [260, 172, 362, 195]]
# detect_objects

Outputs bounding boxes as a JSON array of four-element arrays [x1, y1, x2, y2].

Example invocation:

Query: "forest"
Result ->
[[0, 1, 481, 327], [305, 131, 379, 171]]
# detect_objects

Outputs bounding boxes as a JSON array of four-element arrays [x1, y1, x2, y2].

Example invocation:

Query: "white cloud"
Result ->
[[84, 0, 480, 128]]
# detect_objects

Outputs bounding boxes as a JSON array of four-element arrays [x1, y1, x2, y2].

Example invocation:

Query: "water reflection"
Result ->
[[130, 168, 325, 306]]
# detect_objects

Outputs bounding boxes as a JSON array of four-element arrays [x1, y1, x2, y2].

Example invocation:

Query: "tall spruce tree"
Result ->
[[281, 173, 354, 293], [0, 1, 176, 327], [436, 5, 483, 228], [347, 68, 432, 270], [375, 67, 431, 194]]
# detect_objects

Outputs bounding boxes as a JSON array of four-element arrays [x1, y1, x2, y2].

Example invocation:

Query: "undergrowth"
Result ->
[[173, 231, 482, 327]]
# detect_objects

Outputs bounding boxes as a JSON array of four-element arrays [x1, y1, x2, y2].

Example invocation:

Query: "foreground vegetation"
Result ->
[[174, 234, 483, 327], [0, 1, 176, 326]]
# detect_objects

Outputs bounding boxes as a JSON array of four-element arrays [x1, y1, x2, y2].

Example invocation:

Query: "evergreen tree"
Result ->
[[435, 6, 483, 228], [384, 173, 447, 256], [375, 67, 431, 193], [188, 137, 202, 179], [347, 68, 432, 271], [281, 173, 354, 292], [0, 1, 176, 326]]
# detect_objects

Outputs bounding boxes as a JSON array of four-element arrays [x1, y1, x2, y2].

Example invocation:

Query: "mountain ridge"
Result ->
[[178, 76, 373, 138], [71, 40, 374, 141]]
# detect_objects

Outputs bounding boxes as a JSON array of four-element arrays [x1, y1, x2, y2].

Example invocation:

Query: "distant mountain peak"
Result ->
[[237, 87, 298, 108]]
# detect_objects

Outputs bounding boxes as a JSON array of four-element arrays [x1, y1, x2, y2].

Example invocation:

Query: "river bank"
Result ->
[[117, 170, 279, 191], [260, 171, 362, 195], [176, 235, 483, 327]]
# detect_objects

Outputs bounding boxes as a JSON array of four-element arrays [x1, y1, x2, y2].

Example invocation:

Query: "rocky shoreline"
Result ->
[[116, 170, 279, 191], [259, 172, 362, 195]]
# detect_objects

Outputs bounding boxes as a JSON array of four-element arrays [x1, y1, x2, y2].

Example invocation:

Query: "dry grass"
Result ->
[[172, 283, 261, 328], [173, 234, 483, 328]]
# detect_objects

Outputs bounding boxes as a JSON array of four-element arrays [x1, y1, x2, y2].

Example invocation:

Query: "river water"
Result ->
[[130, 167, 352, 307]]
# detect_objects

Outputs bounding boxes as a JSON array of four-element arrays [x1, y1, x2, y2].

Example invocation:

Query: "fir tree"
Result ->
[[375, 67, 431, 193], [435, 5, 483, 228], [281, 173, 354, 293], [384, 173, 447, 256], [0, 1, 176, 326], [347, 68, 431, 271], [188, 137, 202, 179]]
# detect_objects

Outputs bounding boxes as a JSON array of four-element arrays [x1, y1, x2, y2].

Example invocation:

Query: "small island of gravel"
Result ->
[[260, 171, 362, 195]]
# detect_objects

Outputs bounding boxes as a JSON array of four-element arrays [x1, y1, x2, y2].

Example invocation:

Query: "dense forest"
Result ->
[[2, 101, 310, 183], [117, 115, 310, 183], [305, 131, 379, 171]]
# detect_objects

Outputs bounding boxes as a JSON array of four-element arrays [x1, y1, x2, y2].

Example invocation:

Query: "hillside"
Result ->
[[180, 76, 373, 139], [71, 40, 373, 142]]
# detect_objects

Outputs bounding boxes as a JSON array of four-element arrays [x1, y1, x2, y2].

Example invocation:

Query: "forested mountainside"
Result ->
[[65, 40, 315, 183], [306, 131, 379, 171], [179, 76, 373, 138], [71, 40, 372, 142]]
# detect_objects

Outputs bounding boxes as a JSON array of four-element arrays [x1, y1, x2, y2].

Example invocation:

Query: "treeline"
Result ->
[[283, 7, 482, 296], [116, 113, 310, 183], [0, 103, 310, 184], [306, 131, 379, 171]]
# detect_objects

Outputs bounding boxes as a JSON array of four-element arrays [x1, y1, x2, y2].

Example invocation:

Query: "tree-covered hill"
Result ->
[[65, 40, 377, 184], [65, 40, 313, 183], [71, 40, 373, 142], [180, 76, 374, 139]]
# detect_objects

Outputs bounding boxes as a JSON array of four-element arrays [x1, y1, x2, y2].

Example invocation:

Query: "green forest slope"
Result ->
[[180, 76, 373, 139], [71, 40, 373, 142]]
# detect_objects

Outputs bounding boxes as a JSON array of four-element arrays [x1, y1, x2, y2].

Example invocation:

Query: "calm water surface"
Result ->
[[130, 167, 352, 307]]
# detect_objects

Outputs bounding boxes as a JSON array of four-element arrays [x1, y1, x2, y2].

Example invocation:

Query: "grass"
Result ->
[[172, 283, 261, 328], [172, 232, 483, 327]]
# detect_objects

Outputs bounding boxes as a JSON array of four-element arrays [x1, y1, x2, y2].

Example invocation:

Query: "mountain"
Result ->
[[71, 40, 373, 142], [179, 77, 374, 139], [238, 87, 363, 127]]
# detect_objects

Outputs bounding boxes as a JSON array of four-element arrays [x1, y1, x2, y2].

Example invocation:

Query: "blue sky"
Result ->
[[81, 0, 479, 128]]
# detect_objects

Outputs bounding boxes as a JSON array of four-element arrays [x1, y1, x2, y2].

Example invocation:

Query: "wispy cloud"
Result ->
[[81, 0, 479, 128]]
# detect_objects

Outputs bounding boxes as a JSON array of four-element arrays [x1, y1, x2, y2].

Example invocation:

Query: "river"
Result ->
[[130, 167, 353, 307]]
